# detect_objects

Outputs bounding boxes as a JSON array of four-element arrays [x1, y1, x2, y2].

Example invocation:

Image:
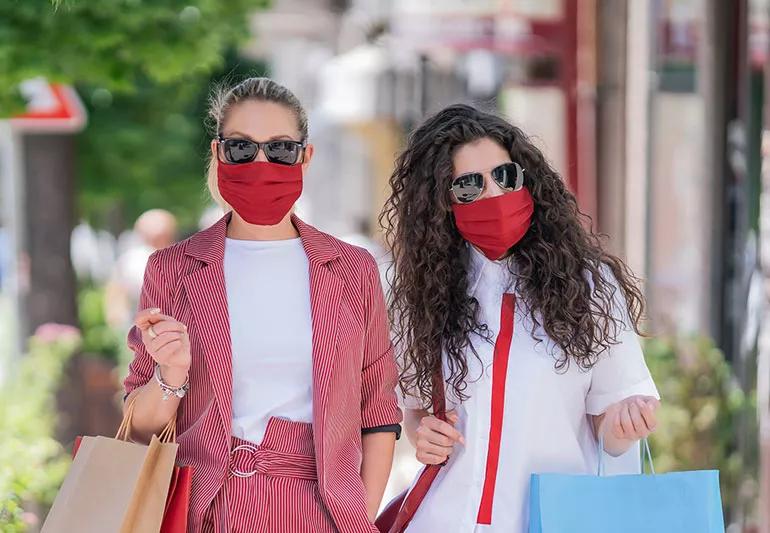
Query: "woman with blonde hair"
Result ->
[[122, 77, 402, 532]]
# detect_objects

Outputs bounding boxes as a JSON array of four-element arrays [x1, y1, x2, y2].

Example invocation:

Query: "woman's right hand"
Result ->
[[134, 307, 191, 386], [415, 411, 465, 465]]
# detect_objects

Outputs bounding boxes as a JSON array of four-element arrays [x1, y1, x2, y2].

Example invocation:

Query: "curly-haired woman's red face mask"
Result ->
[[452, 189, 534, 260]]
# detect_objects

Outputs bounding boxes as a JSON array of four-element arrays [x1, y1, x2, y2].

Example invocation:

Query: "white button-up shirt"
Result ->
[[402, 246, 660, 532]]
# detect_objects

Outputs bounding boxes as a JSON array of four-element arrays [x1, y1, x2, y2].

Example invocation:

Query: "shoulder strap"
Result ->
[[388, 370, 448, 533]]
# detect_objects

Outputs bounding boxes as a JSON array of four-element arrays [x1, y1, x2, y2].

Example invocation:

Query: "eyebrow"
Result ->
[[222, 131, 299, 142]]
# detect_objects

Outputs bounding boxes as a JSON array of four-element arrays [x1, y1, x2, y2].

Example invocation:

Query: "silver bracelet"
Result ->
[[154, 364, 190, 401]]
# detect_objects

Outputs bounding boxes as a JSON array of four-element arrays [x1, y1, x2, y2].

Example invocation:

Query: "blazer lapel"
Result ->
[[292, 215, 342, 484], [184, 214, 233, 438]]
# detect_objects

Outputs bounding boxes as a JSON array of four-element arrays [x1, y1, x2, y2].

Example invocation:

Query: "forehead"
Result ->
[[452, 137, 511, 176], [221, 100, 301, 140]]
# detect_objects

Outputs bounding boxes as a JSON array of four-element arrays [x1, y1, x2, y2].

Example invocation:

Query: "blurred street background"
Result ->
[[1, 0, 769, 531]]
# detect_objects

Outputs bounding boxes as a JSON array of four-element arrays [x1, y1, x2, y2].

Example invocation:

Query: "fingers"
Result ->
[[416, 450, 448, 465], [637, 398, 658, 432], [417, 440, 454, 458], [604, 396, 661, 443], [610, 410, 624, 439], [148, 320, 187, 336], [416, 424, 455, 447], [627, 402, 646, 436], [612, 397, 659, 440], [423, 416, 465, 445], [134, 308, 175, 330], [149, 332, 185, 353], [598, 405, 621, 440], [154, 339, 183, 361], [619, 404, 636, 436], [415, 414, 464, 466]]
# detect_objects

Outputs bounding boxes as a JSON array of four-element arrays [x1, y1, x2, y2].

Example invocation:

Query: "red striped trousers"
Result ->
[[201, 417, 336, 533]]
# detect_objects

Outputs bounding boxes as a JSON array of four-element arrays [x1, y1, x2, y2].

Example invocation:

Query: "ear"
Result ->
[[301, 143, 315, 173], [210, 139, 219, 162]]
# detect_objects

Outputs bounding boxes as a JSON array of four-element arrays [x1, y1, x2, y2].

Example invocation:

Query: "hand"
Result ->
[[415, 410, 464, 466], [134, 308, 191, 385], [601, 395, 660, 443]]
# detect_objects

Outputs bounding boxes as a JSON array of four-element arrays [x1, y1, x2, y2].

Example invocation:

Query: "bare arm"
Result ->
[[358, 255, 403, 519], [361, 432, 397, 521]]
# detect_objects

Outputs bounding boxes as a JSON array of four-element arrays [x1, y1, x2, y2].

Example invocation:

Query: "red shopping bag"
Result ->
[[72, 402, 193, 533], [375, 372, 448, 533], [160, 463, 193, 533]]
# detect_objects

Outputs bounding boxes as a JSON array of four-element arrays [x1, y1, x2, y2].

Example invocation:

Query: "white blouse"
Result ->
[[224, 237, 313, 444], [402, 245, 660, 533]]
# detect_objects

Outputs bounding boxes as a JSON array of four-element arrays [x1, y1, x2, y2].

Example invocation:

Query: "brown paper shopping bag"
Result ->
[[42, 398, 178, 533]]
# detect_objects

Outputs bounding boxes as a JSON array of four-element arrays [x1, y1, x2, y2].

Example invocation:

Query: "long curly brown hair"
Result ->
[[381, 104, 645, 408]]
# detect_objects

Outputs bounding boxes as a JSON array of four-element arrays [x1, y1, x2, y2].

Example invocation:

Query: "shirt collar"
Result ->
[[467, 244, 514, 296]]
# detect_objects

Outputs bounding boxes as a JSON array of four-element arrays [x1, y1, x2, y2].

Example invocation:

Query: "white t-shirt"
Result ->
[[224, 236, 313, 444], [402, 245, 659, 532]]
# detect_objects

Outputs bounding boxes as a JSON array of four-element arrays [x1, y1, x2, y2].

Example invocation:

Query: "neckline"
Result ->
[[467, 244, 516, 295], [225, 236, 303, 248]]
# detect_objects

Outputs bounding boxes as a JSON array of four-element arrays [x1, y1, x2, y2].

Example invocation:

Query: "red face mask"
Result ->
[[217, 160, 303, 225], [451, 188, 535, 260]]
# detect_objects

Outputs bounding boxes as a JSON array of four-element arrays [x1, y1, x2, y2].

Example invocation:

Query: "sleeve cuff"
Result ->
[[362, 423, 402, 440], [585, 376, 660, 416]]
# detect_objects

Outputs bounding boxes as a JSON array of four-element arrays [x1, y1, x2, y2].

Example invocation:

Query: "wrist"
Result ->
[[159, 364, 189, 388]]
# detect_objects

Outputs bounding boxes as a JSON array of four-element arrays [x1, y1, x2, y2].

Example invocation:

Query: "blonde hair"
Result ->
[[205, 77, 309, 207]]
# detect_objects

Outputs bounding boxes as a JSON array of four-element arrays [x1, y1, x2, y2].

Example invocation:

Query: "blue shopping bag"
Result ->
[[529, 439, 725, 533]]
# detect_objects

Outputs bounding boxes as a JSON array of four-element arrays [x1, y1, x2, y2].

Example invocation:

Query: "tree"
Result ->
[[77, 51, 267, 231], [0, 0, 269, 230], [0, 1, 268, 333], [0, 0, 267, 113]]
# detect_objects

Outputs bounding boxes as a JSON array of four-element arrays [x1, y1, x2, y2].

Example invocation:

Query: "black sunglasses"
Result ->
[[449, 162, 526, 204], [216, 135, 307, 166]]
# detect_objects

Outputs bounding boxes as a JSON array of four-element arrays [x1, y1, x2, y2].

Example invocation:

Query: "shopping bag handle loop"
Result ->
[[597, 434, 655, 476], [115, 395, 177, 444]]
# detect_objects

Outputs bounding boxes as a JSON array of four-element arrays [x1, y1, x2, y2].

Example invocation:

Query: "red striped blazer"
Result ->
[[124, 213, 402, 532]]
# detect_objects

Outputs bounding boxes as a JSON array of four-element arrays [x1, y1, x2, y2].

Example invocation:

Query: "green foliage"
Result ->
[[76, 50, 268, 230], [78, 284, 122, 362], [0, 0, 269, 231], [645, 336, 758, 519], [0, 0, 268, 113], [0, 325, 81, 531]]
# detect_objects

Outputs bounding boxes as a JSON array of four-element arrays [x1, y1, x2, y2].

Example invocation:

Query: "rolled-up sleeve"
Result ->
[[585, 270, 660, 415], [360, 255, 403, 433], [123, 251, 171, 399]]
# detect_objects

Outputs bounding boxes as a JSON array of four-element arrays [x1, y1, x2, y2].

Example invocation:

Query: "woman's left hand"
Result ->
[[601, 395, 660, 442]]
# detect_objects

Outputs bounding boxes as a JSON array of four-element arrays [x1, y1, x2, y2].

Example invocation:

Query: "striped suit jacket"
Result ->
[[124, 213, 403, 532]]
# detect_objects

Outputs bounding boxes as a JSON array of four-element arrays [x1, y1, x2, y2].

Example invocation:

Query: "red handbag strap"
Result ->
[[389, 370, 447, 533]]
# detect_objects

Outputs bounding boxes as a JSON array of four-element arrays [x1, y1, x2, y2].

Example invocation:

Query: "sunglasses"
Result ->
[[449, 162, 526, 204], [216, 135, 307, 166]]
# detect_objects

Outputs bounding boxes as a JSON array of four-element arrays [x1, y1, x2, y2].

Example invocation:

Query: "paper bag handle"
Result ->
[[116, 395, 177, 444], [597, 434, 655, 476]]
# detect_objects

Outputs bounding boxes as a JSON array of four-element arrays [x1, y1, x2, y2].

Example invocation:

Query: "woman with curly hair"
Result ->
[[381, 104, 660, 532]]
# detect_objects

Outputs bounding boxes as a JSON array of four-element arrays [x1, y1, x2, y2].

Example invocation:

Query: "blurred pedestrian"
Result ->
[[71, 220, 117, 283], [105, 209, 177, 329], [382, 104, 661, 532], [122, 77, 401, 532]]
